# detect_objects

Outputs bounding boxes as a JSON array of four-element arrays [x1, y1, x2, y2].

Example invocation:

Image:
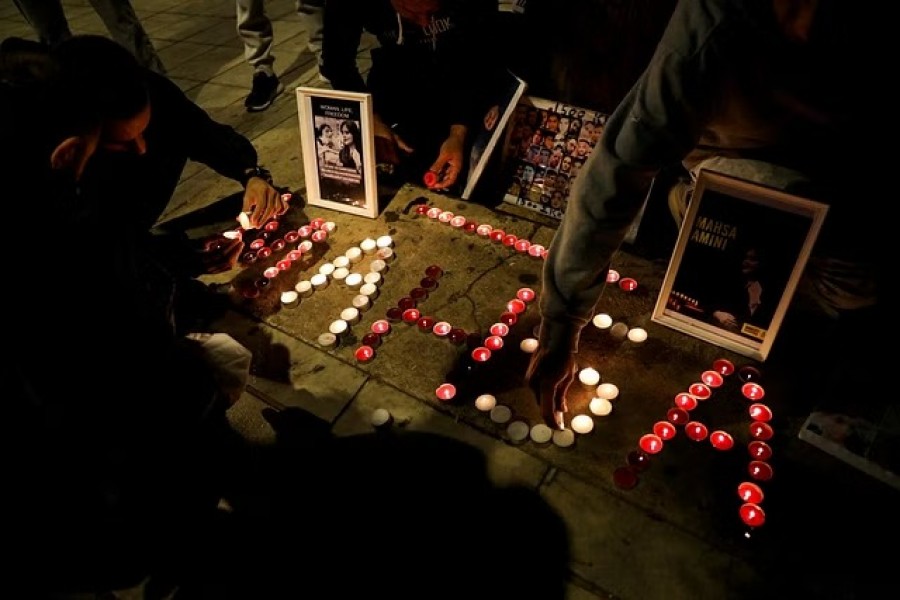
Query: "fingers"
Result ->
[[393, 133, 414, 154]]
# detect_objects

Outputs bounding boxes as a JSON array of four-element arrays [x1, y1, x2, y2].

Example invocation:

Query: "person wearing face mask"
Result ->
[[320, 0, 505, 193]]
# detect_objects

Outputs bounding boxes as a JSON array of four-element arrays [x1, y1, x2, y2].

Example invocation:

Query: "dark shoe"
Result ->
[[244, 72, 284, 112]]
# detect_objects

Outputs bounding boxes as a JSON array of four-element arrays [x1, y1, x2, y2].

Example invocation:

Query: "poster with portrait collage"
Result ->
[[500, 97, 609, 220]]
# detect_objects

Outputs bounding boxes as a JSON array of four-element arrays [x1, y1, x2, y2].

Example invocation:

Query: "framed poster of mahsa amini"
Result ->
[[651, 170, 828, 361], [296, 87, 378, 218]]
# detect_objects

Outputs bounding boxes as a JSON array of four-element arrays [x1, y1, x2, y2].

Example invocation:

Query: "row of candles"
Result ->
[[612, 358, 772, 530]]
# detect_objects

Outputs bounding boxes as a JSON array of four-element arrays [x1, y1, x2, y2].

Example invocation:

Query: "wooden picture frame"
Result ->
[[296, 87, 379, 218], [651, 170, 829, 361]]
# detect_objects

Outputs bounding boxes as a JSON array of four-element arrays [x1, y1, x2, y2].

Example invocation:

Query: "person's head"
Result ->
[[560, 155, 573, 172], [341, 119, 362, 148], [544, 113, 560, 132], [51, 35, 151, 161], [391, 0, 441, 27], [317, 123, 333, 142], [741, 246, 764, 277]]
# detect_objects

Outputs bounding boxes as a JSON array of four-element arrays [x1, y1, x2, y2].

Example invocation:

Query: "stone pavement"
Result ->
[[2, 1, 896, 598]]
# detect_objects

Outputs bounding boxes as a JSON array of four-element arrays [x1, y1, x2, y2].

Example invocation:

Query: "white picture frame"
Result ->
[[296, 87, 379, 219], [651, 170, 829, 361]]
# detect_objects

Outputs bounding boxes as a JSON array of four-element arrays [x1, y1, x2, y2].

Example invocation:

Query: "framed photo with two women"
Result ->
[[296, 87, 379, 218]]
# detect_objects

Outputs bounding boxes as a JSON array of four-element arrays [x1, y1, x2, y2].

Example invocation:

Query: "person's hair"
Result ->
[[317, 123, 332, 138], [50, 34, 150, 124], [340, 119, 362, 149]]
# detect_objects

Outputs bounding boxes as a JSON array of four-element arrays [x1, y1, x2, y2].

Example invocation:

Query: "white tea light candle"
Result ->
[[280, 290, 299, 308], [329, 319, 348, 336], [530, 424, 553, 444], [295, 280, 313, 297], [370, 408, 392, 428], [345, 247, 362, 263], [595, 383, 619, 400], [360, 238, 377, 254], [344, 273, 363, 289], [363, 272, 382, 286], [552, 429, 576, 448], [571, 414, 595, 434], [592, 313, 613, 329], [489, 405, 512, 424], [578, 367, 601, 386], [359, 282, 379, 298], [340, 307, 360, 325], [317, 332, 337, 348], [352, 294, 370, 311], [507, 420, 529, 443], [318, 262, 335, 276], [590, 397, 613, 416], [520, 338, 539, 353], [332, 267, 349, 281], [311, 273, 328, 290], [610, 322, 629, 339], [333, 255, 350, 269], [627, 327, 648, 343], [376, 235, 393, 248], [475, 394, 497, 412]]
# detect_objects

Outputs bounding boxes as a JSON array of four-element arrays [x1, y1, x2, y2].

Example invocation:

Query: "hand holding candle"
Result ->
[[198, 233, 244, 274]]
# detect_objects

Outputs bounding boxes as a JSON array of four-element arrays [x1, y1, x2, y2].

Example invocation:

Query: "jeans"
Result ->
[[236, 0, 324, 75]]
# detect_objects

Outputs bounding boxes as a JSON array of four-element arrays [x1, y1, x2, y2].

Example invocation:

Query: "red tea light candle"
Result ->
[[527, 244, 545, 258], [516, 287, 536, 303], [739, 503, 766, 528], [448, 328, 467, 344], [417, 316, 436, 332], [627, 449, 652, 472], [506, 299, 526, 314], [425, 264, 443, 279], [361, 332, 381, 348], [639, 433, 664, 454], [281, 192, 293, 202], [742, 382, 765, 401], [471, 346, 492, 362], [420, 276, 438, 290], [701, 370, 725, 388], [748, 460, 774, 482], [667, 407, 689, 425], [409, 288, 429, 302], [748, 440, 773, 461], [298, 240, 313, 253], [653, 421, 677, 441], [241, 285, 261, 298], [264, 220, 280, 232], [355, 345, 375, 362], [401, 308, 421, 324], [514, 239, 531, 253], [276, 259, 292, 271], [606, 269, 621, 283], [612, 466, 639, 490], [322, 221, 337, 233], [311, 230, 328, 243], [749, 422, 774, 440], [435, 383, 456, 401], [450, 215, 467, 228], [257, 246, 272, 259], [263, 266, 280, 279], [685, 421, 709, 441], [287, 250, 302, 262], [500, 311, 518, 327], [298, 225, 313, 238], [371, 319, 391, 335], [674, 392, 698, 411], [250, 238, 266, 250], [241, 251, 258, 264], [689, 382, 712, 400], [385, 306, 403, 322], [489, 229, 506, 243], [415, 204, 429, 215], [738, 365, 762, 383], [502, 234, 518, 247], [738, 482, 764, 504], [432, 321, 452, 336], [749, 403, 773, 422], [438, 211, 455, 224], [398, 296, 417, 310], [270, 238, 286, 252], [710, 430, 734, 451], [712, 358, 735, 376], [489, 322, 509, 337], [476, 223, 493, 237], [310, 217, 325, 230], [618, 277, 638, 291], [485, 335, 504, 351], [426, 206, 442, 219], [463, 221, 478, 234]]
